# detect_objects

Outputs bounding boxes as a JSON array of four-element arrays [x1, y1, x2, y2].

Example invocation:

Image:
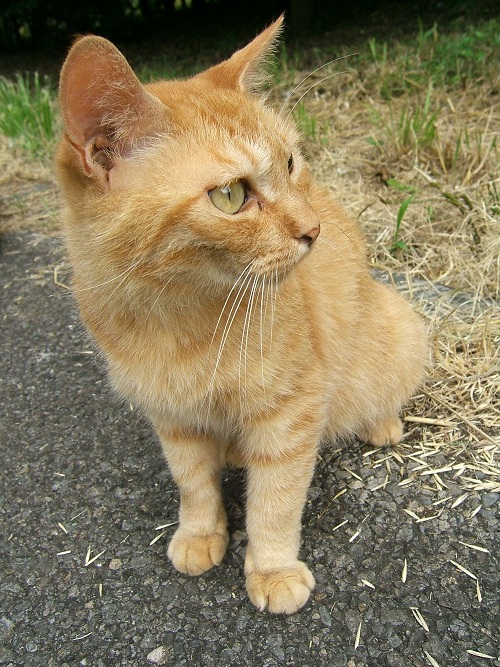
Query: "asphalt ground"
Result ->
[[1, 231, 498, 666]]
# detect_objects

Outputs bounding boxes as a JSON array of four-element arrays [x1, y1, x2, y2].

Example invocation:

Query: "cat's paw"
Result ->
[[360, 417, 404, 447], [167, 528, 229, 576], [245, 563, 315, 614]]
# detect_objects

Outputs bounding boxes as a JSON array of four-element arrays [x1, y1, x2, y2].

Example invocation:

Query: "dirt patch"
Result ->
[[0, 138, 60, 233]]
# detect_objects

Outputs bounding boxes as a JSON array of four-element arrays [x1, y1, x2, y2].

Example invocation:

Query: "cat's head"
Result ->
[[57, 17, 321, 290]]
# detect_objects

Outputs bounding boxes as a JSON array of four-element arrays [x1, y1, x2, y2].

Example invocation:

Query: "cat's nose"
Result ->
[[297, 224, 320, 246]]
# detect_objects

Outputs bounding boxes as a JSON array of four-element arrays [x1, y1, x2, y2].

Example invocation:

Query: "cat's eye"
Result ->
[[287, 154, 294, 174], [209, 180, 246, 214]]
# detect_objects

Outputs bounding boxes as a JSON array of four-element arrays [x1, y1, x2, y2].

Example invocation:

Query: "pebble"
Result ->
[[147, 646, 169, 665], [482, 493, 498, 507]]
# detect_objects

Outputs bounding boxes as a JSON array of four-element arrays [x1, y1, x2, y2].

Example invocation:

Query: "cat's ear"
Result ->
[[59, 36, 165, 185], [201, 15, 284, 94]]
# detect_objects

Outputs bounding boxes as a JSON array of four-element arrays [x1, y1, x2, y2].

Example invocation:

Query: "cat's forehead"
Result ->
[[150, 79, 297, 149], [213, 137, 280, 200], [143, 80, 301, 197]]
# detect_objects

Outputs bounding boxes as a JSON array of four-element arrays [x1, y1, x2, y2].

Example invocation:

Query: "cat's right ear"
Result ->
[[200, 15, 284, 95], [59, 36, 165, 187]]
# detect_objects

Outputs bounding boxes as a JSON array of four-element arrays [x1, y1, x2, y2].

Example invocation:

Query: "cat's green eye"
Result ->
[[209, 180, 246, 214]]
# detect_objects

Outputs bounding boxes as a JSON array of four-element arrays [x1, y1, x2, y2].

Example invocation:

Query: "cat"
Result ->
[[56, 16, 428, 614]]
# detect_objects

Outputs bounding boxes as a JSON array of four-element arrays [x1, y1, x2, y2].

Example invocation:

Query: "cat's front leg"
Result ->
[[155, 425, 229, 576], [242, 420, 321, 614]]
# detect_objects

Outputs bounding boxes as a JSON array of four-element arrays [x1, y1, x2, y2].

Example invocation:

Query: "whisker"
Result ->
[[316, 236, 337, 252], [205, 266, 255, 422], [216, 269, 254, 371], [315, 235, 352, 267], [285, 70, 352, 124], [310, 201, 363, 252], [317, 218, 362, 253], [210, 262, 254, 349], [259, 277, 266, 392], [239, 274, 259, 392], [146, 276, 175, 321], [263, 273, 270, 321], [246, 274, 260, 375], [269, 269, 278, 353], [97, 261, 145, 310], [279, 54, 358, 117]]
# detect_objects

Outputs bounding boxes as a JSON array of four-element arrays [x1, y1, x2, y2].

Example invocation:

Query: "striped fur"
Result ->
[[56, 17, 428, 614]]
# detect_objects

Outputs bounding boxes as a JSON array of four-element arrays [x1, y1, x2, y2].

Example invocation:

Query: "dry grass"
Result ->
[[0, 135, 59, 232], [277, 20, 499, 490]]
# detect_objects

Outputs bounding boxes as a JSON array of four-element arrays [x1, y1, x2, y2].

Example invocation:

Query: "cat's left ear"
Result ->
[[59, 35, 166, 187], [201, 15, 284, 94]]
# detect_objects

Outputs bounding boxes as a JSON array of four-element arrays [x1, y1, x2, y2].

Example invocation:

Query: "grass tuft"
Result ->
[[370, 81, 440, 164], [0, 72, 58, 159], [293, 101, 318, 142], [391, 195, 415, 256]]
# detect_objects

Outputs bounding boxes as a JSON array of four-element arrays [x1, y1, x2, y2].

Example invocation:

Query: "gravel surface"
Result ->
[[1, 232, 498, 667]]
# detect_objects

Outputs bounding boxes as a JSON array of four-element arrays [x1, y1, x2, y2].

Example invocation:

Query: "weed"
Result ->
[[367, 37, 388, 66], [391, 195, 415, 255], [273, 44, 300, 86], [487, 181, 500, 216], [361, 19, 498, 101], [0, 72, 57, 158], [416, 21, 439, 57], [417, 21, 498, 87], [370, 81, 440, 163], [386, 178, 417, 194], [365, 37, 408, 100]]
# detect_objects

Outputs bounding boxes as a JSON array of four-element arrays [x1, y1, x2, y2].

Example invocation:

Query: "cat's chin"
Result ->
[[223, 262, 295, 289], [253, 248, 313, 282], [245, 240, 313, 279]]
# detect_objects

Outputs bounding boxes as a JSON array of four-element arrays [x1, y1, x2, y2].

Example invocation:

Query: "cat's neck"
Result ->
[[76, 266, 260, 335]]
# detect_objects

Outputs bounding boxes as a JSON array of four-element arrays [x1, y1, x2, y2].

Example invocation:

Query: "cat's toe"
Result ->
[[245, 562, 315, 614], [167, 528, 229, 576], [360, 417, 404, 447]]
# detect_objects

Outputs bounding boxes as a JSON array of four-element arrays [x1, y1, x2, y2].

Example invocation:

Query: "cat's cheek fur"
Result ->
[[106, 161, 135, 191]]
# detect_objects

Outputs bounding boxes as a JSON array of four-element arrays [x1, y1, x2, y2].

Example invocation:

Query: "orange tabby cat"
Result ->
[[56, 17, 428, 614]]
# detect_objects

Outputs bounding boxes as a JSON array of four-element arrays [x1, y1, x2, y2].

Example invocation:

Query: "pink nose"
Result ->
[[297, 224, 320, 246]]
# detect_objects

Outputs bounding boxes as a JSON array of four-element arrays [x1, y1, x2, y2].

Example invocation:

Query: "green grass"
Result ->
[[362, 19, 499, 100], [416, 20, 498, 87], [293, 101, 318, 142], [0, 72, 57, 159], [391, 194, 415, 256], [273, 43, 301, 87], [136, 57, 200, 83], [369, 81, 440, 160]]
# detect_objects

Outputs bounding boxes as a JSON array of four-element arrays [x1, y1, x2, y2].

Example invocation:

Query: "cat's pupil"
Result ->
[[287, 154, 294, 174]]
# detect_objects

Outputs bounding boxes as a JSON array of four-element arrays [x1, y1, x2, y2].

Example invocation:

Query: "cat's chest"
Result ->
[[104, 311, 279, 420]]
